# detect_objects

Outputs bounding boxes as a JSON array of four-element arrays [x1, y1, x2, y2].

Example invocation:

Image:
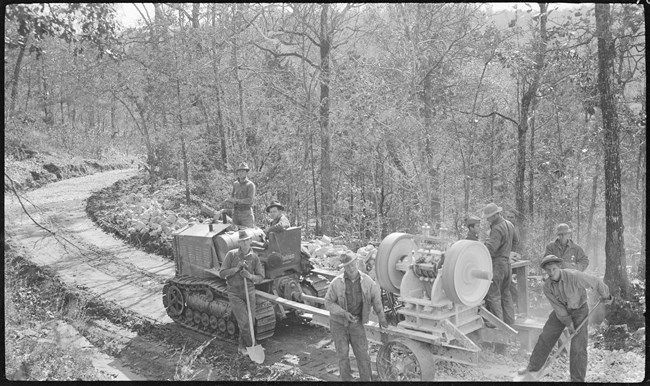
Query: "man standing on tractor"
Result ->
[[482, 203, 519, 328], [465, 216, 481, 241], [544, 223, 589, 271], [325, 251, 389, 381], [517, 255, 613, 382], [221, 162, 256, 228], [218, 229, 265, 356]]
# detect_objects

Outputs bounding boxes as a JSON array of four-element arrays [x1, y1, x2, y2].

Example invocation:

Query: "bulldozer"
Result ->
[[162, 222, 329, 342]]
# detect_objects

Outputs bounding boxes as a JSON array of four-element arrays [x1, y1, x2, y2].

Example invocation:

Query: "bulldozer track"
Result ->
[[163, 275, 276, 343]]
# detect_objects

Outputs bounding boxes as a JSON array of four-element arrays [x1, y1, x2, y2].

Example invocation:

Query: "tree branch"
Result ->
[[450, 107, 520, 127], [252, 42, 319, 69]]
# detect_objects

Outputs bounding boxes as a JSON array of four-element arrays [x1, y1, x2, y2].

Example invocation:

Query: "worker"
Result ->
[[264, 200, 290, 236], [504, 211, 523, 312], [252, 200, 291, 248], [221, 162, 256, 228], [482, 202, 519, 327], [324, 251, 388, 382], [218, 229, 265, 356], [544, 223, 589, 271], [517, 255, 613, 382], [465, 215, 481, 241]]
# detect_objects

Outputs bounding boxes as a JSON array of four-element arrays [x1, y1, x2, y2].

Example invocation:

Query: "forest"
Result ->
[[4, 3, 646, 297]]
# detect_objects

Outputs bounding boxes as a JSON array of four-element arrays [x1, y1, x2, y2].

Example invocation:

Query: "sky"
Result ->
[[114, 3, 584, 29]]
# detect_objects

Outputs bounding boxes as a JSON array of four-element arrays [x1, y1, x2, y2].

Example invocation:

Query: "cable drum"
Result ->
[[441, 240, 492, 306]]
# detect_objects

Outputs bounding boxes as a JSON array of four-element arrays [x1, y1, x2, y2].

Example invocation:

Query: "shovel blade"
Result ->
[[246, 344, 265, 364], [513, 371, 539, 382]]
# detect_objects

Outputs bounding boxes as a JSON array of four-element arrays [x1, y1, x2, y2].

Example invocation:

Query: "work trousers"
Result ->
[[485, 258, 515, 326], [232, 208, 255, 228], [228, 291, 256, 350], [528, 303, 589, 382], [330, 318, 372, 382]]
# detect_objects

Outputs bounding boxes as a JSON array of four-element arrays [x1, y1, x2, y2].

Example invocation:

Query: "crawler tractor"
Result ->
[[162, 223, 329, 342]]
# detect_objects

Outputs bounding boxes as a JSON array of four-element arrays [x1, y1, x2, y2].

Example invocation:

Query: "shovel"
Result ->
[[243, 276, 265, 364], [513, 299, 602, 382]]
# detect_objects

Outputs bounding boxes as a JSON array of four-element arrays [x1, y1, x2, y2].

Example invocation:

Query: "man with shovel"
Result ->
[[325, 251, 389, 381], [516, 255, 613, 382], [219, 229, 265, 357]]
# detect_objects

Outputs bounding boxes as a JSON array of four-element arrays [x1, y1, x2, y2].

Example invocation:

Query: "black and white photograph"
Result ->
[[4, 2, 646, 382]]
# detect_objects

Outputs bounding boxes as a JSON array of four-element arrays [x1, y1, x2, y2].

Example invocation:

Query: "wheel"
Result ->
[[376, 233, 417, 295], [201, 312, 210, 328], [164, 285, 185, 317], [300, 281, 321, 308], [442, 240, 492, 306], [217, 318, 227, 333], [193, 311, 202, 325], [185, 308, 194, 323], [376, 338, 436, 381], [210, 315, 219, 329], [205, 288, 214, 302], [227, 319, 237, 336]]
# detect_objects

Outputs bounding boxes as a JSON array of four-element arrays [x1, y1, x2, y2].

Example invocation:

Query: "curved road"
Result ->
[[4, 168, 345, 381]]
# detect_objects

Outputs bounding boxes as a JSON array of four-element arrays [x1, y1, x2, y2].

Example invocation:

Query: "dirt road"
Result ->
[[4, 169, 527, 381], [4, 169, 349, 380]]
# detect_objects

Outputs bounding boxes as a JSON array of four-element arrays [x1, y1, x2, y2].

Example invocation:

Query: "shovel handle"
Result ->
[[243, 278, 256, 345], [536, 299, 602, 378]]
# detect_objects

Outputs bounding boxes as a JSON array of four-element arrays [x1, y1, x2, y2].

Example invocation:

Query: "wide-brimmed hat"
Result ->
[[236, 162, 250, 171], [556, 223, 572, 235], [238, 229, 252, 241], [265, 200, 285, 212], [465, 215, 481, 227], [337, 251, 358, 268], [540, 254, 563, 269], [482, 203, 503, 218]]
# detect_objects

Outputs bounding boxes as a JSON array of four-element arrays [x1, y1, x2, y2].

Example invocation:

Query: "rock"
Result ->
[[166, 214, 177, 224], [163, 199, 174, 210]]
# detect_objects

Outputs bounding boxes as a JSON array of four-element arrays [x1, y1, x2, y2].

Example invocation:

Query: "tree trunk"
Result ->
[[422, 71, 441, 227], [232, 4, 247, 157], [9, 32, 30, 116], [40, 56, 52, 124], [528, 98, 539, 222], [585, 173, 599, 269], [211, 4, 228, 169], [191, 3, 200, 29], [319, 3, 333, 235], [515, 3, 547, 245], [310, 130, 320, 235], [596, 3, 629, 299]]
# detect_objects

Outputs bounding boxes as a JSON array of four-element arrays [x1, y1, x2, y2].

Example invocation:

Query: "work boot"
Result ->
[[517, 366, 531, 375]]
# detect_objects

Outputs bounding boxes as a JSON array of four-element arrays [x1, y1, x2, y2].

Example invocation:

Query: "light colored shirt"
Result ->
[[231, 177, 255, 207], [543, 269, 610, 327], [218, 248, 264, 294]]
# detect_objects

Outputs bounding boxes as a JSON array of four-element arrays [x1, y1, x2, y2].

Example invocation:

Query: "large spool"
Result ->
[[441, 240, 492, 306], [376, 233, 417, 295], [214, 228, 265, 263]]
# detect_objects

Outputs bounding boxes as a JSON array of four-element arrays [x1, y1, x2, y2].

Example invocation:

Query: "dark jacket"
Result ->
[[484, 216, 519, 259], [465, 231, 479, 241], [544, 239, 589, 271]]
